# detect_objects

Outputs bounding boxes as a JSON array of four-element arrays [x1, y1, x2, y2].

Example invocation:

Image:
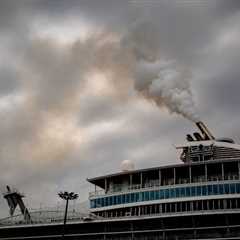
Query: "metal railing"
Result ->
[[89, 177, 240, 198], [0, 210, 86, 227]]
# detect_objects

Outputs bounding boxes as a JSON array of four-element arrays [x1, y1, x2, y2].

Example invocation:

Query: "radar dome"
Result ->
[[121, 160, 135, 172]]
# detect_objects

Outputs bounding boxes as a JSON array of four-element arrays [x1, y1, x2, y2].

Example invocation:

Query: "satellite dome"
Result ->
[[121, 160, 135, 172]]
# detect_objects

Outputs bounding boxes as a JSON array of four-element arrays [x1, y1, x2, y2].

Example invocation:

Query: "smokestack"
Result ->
[[195, 121, 215, 140], [186, 134, 194, 142], [193, 132, 204, 141]]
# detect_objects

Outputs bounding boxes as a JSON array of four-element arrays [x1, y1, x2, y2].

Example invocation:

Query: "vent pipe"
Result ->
[[195, 121, 215, 140]]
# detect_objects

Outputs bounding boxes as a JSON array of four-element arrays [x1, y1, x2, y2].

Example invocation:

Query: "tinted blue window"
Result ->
[[140, 192, 144, 201], [180, 188, 185, 197], [144, 191, 149, 201], [191, 186, 196, 196], [126, 194, 130, 203], [98, 198, 101, 207], [176, 188, 180, 198], [91, 182, 240, 209], [160, 190, 164, 199], [170, 188, 176, 198], [122, 194, 125, 204], [117, 195, 121, 204], [237, 183, 240, 193], [230, 184, 236, 194], [219, 184, 224, 194], [225, 184, 230, 194], [150, 191, 155, 200], [165, 189, 170, 199], [135, 192, 140, 202], [213, 185, 218, 194], [207, 185, 212, 195], [197, 186, 201, 195], [202, 185, 207, 196], [155, 190, 160, 199], [130, 193, 135, 202]]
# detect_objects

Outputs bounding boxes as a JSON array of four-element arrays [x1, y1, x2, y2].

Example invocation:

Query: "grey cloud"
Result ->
[[0, 0, 240, 219], [0, 66, 20, 95]]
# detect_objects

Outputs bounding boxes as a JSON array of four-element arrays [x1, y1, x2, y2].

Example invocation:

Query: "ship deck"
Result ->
[[0, 210, 240, 240]]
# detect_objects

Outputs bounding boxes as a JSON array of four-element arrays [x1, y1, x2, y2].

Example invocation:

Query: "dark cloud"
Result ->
[[0, 0, 240, 219]]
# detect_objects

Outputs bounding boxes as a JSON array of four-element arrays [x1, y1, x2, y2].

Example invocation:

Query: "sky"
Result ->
[[0, 0, 240, 218]]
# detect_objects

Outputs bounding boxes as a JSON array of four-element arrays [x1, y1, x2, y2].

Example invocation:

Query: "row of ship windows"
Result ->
[[90, 182, 240, 208], [96, 198, 240, 218]]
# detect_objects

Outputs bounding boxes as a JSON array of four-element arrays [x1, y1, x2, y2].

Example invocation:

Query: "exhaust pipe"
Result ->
[[195, 121, 215, 140]]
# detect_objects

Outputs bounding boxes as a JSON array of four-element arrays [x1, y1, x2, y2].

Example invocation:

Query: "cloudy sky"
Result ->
[[0, 0, 240, 218]]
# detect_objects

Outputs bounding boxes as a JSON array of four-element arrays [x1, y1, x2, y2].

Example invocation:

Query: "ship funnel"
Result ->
[[186, 134, 194, 142], [195, 121, 215, 140], [193, 132, 204, 141]]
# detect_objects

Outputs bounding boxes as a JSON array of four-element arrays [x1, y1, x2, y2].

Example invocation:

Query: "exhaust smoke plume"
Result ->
[[134, 60, 199, 121], [122, 20, 200, 122]]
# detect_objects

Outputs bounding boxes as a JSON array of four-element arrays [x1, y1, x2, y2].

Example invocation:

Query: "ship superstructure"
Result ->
[[87, 122, 240, 238], [0, 121, 240, 239]]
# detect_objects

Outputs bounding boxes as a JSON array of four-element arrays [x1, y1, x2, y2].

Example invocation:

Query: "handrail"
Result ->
[[89, 178, 240, 198]]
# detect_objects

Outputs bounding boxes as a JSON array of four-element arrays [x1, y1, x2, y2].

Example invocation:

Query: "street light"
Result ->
[[58, 191, 79, 239]]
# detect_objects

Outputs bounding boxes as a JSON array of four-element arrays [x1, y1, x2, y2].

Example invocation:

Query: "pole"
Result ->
[[62, 198, 69, 239]]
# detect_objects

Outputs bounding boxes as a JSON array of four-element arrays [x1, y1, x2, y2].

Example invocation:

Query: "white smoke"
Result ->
[[122, 20, 200, 122], [134, 60, 199, 121]]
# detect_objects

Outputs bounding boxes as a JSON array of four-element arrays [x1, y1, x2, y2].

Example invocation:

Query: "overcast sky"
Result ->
[[0, 0, 240, 218]]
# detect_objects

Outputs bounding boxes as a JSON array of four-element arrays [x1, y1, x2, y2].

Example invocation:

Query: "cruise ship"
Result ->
[[0, 121, 240, 239]]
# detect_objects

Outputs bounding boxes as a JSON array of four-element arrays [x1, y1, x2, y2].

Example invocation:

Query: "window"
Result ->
[[122, 194, 125, 204], [170, 188, 176, 198], [144, 191, 149, 201], [130, 193, 135, 202], [165, 189, 170, 199], [135, 192, 140, 202], [117, 195, 121, 205], [91, 182, 240, 208], [237, 183, 240, 193], [155, 190, 160, 199], [96, 198, 101, 207], [114, 196, 117, 205], [207, 185, 213, 195], [219, 184, 224, 194], [213, 185, 218, 194], [197, 186, 201, 196], [180, 187, 185, 197], [176, 188, 180, 198], [150, 191, 155, 200], [90, 200, 95, 208], [202, 185, 207, 196], [160, 190, 164, 199], [225, 184, 230, 194], [126, 194, 130, 203], [191, 186, 196, 196], [140, 192, 144, 201], [230, 184, 236, 194], [103, 197, 106, 207]]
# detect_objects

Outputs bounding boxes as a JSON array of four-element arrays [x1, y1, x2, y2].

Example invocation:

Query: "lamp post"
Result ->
[[58, 191, 78, 239]]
